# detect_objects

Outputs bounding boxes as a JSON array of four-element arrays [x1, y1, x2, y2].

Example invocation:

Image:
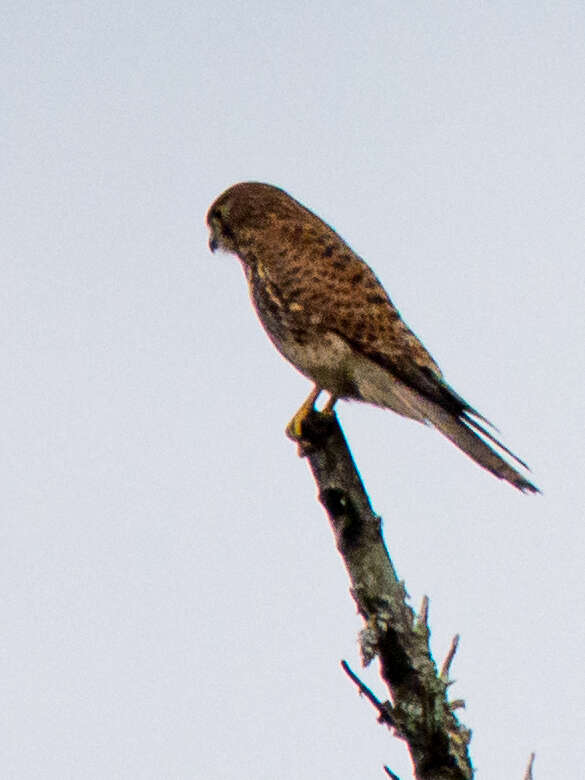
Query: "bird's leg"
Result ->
[[286, 386, 322, 438], [322, 394, 338, 417]]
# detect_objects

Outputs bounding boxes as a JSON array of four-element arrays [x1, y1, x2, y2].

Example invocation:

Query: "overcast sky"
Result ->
[[3, 3, 585, 778]]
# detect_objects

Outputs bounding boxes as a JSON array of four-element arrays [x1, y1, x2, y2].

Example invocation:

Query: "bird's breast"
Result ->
[[244, 259, 359, 396]]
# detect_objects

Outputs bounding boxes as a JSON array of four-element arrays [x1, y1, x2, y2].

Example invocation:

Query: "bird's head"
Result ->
[[206, 182, 300, 257], [206, 188, 238, 254]]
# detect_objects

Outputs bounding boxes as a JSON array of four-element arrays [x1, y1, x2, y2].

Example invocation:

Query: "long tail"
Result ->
[[345, 345, 539, 492], [419, 399, 539, 493]]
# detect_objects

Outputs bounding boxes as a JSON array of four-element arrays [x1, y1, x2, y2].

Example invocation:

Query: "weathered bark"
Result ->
[[287, 409, 473, 780]]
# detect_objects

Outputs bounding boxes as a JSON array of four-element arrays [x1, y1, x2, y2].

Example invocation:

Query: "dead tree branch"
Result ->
[[341, 659, 394, 726], [287, 409, 473, 779]]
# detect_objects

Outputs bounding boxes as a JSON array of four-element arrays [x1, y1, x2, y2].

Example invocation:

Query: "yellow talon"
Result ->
[[286, 386, 321, 439], [286, 388, 340, 439]]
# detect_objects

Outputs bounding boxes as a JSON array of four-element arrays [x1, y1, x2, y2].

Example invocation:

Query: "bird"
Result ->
[[206, 182, 538, 493]]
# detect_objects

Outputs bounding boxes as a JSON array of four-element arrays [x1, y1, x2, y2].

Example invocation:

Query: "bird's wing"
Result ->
[[307, 262, 537, 492]]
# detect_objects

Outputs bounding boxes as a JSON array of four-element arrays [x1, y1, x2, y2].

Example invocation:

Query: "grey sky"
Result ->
[[3, 2, 584, 778]]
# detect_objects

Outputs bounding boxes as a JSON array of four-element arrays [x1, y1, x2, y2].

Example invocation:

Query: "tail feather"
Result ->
[[421, 401, 539, 493], [463, 413, 531, 472], [344, 349, 538, 492], [424, 376, 537, 490]]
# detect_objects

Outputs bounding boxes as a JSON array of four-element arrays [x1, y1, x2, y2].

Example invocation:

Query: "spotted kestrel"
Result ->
[[206, 182, 538, 493]]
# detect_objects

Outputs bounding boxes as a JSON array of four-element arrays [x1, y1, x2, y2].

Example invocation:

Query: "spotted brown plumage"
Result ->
[[207, 181, 538, 493]]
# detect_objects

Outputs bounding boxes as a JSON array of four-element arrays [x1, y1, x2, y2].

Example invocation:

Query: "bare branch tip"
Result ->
[[418, 594, 429, 625], [341, 660, 394, 726], [523, 752, 536, 780], [441, 633, 460, 680], [383, 766, 402, 780]]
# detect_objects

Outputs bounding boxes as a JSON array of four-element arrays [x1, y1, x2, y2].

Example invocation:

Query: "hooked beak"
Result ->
[[208, 235, 218, 253]]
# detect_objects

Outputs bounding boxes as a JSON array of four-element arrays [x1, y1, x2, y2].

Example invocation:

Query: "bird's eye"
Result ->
[[211, 208, 223, 222]]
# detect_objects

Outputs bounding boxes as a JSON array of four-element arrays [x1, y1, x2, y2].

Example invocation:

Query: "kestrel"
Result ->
[[207, 182, 538, 493]]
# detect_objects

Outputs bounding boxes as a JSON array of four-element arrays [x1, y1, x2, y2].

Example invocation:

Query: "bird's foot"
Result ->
[[286, 387, 321, 440], [286, 390, 339, 455], [285, 412, 307, 440]]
